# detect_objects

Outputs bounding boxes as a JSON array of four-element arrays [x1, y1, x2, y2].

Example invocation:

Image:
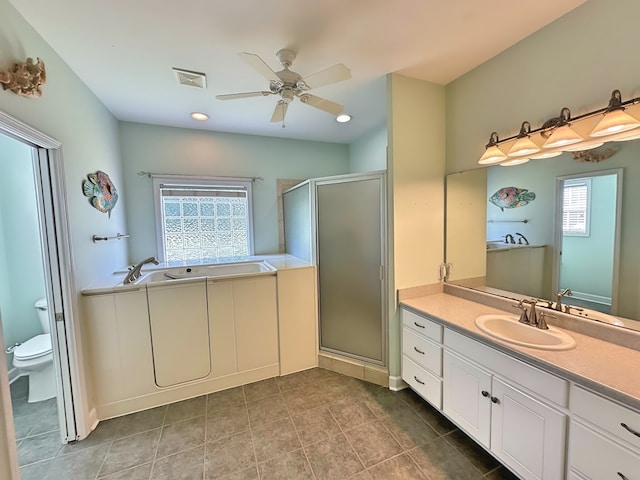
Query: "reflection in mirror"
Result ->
[[556, 170, 621, 316], [445, 140, 640, 332]]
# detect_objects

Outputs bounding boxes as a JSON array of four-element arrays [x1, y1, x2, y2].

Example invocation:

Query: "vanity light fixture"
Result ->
[[191, 112, 209, 121], [499, 158, 530, 167], [590, 89, 640, 137], [542, 108, 584, 149], [336, 113, 352, 123], [479, 132, 508, 165], [507, 121, 540, 157], [478, 88, 640, 166]]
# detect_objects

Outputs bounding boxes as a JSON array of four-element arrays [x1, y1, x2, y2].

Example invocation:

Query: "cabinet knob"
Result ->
[[620, 422, 640, 438], [491, 396, 500, 404], [413, 346, 425, 355], [481, 390, 490, 398]]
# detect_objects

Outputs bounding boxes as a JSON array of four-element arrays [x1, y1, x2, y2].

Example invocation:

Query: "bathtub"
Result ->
[[133, 260, 276, 284]]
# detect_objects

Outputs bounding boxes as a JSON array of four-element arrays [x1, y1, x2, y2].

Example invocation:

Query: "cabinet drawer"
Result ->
[[402, 355, 442, 409], [570, 421, 640, 480], [402, 308, 442, 343], [444, 329, 568, 407], [572, 385, 640, 451], [402, 327, 442, 376]]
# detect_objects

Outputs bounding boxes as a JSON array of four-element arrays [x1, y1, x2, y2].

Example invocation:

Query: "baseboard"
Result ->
[[388, 375, 407, 391], [570, 291, 611, 306]]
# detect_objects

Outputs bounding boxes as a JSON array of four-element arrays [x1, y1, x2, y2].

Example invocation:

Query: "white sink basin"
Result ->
[[475, 314, 576, 351]]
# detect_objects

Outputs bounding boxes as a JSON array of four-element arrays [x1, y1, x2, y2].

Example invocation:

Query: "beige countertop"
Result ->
[[400, 293, 640, 411], [81, 254, 313, 295]]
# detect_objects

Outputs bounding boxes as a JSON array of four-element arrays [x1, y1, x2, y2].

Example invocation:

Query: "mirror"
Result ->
[[445, 139, 640, 332]]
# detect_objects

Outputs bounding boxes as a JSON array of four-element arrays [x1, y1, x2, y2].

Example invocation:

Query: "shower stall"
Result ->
[[283, 171, 387, 365]]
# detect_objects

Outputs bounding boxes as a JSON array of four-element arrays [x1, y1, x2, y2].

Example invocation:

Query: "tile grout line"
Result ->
[[280, 376, 319, 480], [242, 384, 261, 480]]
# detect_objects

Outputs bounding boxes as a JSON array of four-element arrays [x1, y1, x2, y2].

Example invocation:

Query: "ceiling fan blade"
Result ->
[[271, 101, 288, 123], [301, 64, 351, 90], [299, 94, 343, 115], [239, 52, 281, 82], [215, 91, 270, 100]]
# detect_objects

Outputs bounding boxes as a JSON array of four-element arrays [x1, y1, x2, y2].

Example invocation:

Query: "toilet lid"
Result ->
[[14, 334, 52, 360]]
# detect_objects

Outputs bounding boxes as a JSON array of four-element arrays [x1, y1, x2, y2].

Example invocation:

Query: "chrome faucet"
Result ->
[[515, 232, 529, 245], [505, 234, 515, 244], [124, 257, 159, 284], [554, 288, 572, 311]]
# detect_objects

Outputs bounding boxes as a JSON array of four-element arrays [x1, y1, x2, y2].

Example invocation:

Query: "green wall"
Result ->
[[561, 174, 616, 300], [0, 0, 128, 288], [0, 135, 46, 352], [349, 124, 387, 173], [119, 122, 351, 261]]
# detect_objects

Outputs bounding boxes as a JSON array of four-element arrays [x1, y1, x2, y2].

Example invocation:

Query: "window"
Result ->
[[562, 178, 591, 236], [153, 176, 254, 262]]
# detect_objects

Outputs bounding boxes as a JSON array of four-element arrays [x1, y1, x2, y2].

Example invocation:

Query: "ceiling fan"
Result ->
[[215, 49, 351, 124]]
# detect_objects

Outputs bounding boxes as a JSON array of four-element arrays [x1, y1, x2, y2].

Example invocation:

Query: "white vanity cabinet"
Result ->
[[401, 307, 568, 480], [443, 333, 567, 480], [568, 385, 640, 479], [401, 309, 443, 409], [147, 279, 211, 387]]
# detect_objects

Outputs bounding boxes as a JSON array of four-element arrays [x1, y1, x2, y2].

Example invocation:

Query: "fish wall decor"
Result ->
[[82, 171, 118, 217], [489, 187, 536, 211]]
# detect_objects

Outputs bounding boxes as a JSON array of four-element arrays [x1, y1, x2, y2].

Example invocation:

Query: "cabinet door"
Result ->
[[233, 276, 278, 372], [147, 280, 211, 387], [570, 421, 640, 480], [443, 350, 492, 447], [491, 377, 566, 480]]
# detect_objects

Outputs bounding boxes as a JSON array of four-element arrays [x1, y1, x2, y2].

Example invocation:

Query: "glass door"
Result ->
[[316, 173, 386, 364]]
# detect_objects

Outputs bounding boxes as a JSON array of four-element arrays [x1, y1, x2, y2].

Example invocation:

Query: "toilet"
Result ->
[[13, 298, 56, 403]]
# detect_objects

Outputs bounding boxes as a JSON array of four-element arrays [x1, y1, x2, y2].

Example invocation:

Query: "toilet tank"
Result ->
[[35, 298, 49, 334]]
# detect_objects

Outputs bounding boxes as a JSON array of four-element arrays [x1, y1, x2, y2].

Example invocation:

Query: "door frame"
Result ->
[[552, 168, 623, 313], [0, 110, 89, 473]]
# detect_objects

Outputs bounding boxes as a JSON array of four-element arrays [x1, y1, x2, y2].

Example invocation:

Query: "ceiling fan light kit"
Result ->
[[216, 49, 351, 125]]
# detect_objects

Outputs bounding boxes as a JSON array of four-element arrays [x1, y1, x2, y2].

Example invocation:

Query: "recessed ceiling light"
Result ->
[[336, 113, 352, 123], [191, 112, 209, 121]]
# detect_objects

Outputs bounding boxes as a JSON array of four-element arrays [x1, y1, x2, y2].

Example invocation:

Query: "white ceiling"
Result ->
[[10, 0, 586, 144]]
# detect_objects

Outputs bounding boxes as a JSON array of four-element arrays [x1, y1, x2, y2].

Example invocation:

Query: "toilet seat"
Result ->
[[14, 334, 52, 361]]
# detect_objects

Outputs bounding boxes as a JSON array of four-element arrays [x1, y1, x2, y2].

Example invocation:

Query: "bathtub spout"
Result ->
[[124, 257, 159, 284]]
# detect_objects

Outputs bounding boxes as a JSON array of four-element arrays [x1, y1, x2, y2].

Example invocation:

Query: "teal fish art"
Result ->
[[82, 171, 118, 217], [489, 187, 535, 211]]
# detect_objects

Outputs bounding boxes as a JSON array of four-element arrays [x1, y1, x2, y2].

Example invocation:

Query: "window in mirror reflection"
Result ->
[[562, 178, 591, 236]]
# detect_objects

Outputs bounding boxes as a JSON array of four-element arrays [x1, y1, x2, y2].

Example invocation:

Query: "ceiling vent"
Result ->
[[173, 68, 207, 89]]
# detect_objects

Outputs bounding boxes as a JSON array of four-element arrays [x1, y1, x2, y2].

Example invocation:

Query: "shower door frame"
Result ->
[[314, 171, 388, 366]]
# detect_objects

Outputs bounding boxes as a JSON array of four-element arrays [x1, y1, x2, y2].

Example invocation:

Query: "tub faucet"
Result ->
[[554, 288, 572, 311], [515, 232, 529, 245], [124, 257, 159, 284], [505, 234, 515, 244]]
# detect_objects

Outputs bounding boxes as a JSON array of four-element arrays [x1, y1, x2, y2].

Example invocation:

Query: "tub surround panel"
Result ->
[[81, 257, 317, 420]]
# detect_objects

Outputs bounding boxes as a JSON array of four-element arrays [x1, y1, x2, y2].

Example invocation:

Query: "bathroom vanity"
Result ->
[[400, 292, 640, 480], [81, 255, 318, 419]]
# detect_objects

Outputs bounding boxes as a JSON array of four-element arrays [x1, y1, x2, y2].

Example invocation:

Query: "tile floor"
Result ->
[[14, 368, 519, 479]]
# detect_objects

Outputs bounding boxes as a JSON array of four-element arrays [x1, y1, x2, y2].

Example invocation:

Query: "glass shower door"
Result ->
[[316, 174, 385, 364]]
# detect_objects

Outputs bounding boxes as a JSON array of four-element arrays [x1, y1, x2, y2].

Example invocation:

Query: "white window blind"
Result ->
[[153, 177, 254, 262], [562, 179, 591, 236]]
